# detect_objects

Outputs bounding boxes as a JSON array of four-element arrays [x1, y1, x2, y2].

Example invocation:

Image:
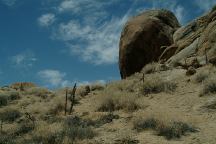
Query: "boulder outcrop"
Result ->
[[119, 9, 180, 79], [119, 7, 216, 79]]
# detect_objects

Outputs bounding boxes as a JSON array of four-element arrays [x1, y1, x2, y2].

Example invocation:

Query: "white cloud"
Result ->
[[1, 0, 17, 6], [38, 69, 71, 87], [44, 0, 187, 65], [11, 51, 37, 68], [38, 13, 56, 27], [53, 0, 134, 65], [195, 0, 216, 12]]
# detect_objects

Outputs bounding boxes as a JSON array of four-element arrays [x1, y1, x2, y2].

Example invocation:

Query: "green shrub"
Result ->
[[0, 109, 22, 122]]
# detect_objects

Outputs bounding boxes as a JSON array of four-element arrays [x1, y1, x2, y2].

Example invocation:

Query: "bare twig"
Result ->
[[69, 83, 77, 114], [65, 88, 68, 115], [205, 48, 208, 64], [0, 120, 3, 133]]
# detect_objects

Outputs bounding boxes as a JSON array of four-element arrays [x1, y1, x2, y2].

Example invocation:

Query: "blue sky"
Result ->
[[0, 0, 216, 88]]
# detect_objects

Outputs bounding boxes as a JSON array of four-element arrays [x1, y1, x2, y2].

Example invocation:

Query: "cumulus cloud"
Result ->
[[195, 0, 216, 12], [11, 50, 37, 69], [38, 69, 71, 88], [1, 0, 17, 6], [38, 13, 56, 27]]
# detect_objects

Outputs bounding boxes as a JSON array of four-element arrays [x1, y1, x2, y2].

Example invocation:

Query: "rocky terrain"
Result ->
[[1, 6, 216, 144]]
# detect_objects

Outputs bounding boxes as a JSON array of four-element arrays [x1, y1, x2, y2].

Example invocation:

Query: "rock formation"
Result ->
[[119, 9, 180, 79], [119, 7, 216, 79]]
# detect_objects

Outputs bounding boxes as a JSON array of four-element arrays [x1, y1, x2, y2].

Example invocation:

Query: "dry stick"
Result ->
[[142, 73, 145, 83], [205, 48, 208, 64], [69, 83, 77, 114], [0, 120, 3, 133], [65, 88, 68, 116]]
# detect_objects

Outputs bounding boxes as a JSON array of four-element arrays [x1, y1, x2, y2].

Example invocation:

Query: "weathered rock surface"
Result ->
[[119, 9, 180, 79], [163, 8, 216, 67], [119, 6, 216, 79]]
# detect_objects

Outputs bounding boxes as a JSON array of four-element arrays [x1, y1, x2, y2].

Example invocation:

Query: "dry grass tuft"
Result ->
[[97, 91, 141, 112], [133, 117, 197, 140], [140, 75, 177, 95], [200, 78, 216, 96]]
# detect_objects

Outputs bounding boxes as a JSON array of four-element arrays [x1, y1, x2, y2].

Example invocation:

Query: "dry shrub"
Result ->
[[97, 91, 141, 112], [141, 75, 177, 95], [25, 87, 52, 98], [133, 117, 197, 140], [0, 108, 22, 122], [200, 78, 216, 96], [142, 62, 159, 74], [0, 91, 20, 107]]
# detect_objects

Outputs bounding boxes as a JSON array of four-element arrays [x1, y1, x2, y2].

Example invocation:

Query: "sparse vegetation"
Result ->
[[200, 79, 216, 96], [0, 94, 8, 107], [25, 87, 52, 98], [134, 117, 197, 140], [194, 71, 209, 83], [0, 109, 22, 122], [142, 62, 159, 74], [115, 136, 139, 144], [64, 116, 96, 141], [97, 91, 140, 112], [141, 75, 177, 95]]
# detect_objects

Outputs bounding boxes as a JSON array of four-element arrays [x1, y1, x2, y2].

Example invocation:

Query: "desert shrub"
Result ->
[[115, 136, 139, 144], [15, 121, 35, 136], [142, 62, 158, 74], [7, 91, 20, 101], [25, 87, 51, 98], [0, 94, 8, 107], [141, 76, 177, 95], [91, 84, 105, 91], [0, 134, 16, 144], [0, 109, 22, 122], [194, 71, 209, 83], [76, 85, 91, 97], [97, 91, 140, 112], [31, 131, 64, 144], [97, 97, 116, 112], [157, 121, 197, 140], [93, 113, 120, 127], [64, 116, 95, 141], [133, 117, 197, 140], [133, 118, 158, 132], [200, 79, 216, 96], [48, 101, 64, 115]]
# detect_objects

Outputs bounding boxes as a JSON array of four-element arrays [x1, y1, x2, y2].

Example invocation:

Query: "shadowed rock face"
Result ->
[[119, 9, 180, 79]]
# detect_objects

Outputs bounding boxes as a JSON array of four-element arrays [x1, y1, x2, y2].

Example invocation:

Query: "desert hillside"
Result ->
[[1, 5, 216, 144], [1, 63, 216, 144]]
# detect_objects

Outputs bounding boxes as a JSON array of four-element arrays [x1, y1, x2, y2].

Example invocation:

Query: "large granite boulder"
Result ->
[[119, 9, 180, 79]]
